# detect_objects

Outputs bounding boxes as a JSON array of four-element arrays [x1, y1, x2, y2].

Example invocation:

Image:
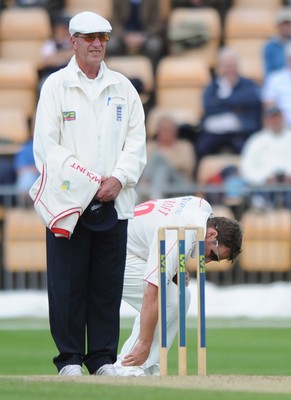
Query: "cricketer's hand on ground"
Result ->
[[121, 341, 151, 366], [95, 176, 122, 202]]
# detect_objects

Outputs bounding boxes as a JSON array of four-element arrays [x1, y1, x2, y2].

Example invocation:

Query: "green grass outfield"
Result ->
[[0, 318, 291, 400]]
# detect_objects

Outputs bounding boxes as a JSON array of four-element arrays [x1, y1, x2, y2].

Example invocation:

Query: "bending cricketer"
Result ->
[[114, 196, 243, 376]]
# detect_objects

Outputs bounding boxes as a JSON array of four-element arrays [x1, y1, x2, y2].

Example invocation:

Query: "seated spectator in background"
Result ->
[[240, 106, 291, 186], [136, 115, 196, 200], [195, 47, 262, 161], [37, 14, 73, 89], [240, 106, 291, 209], [263, 7, 291, 79], [0, 138, 38, 205], [106, 0, 166, 70], [262, 42, 291, 129], [13, 138, 39, 206]]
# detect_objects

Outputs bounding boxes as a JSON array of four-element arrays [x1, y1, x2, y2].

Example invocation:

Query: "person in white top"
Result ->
[[37, 15, 74, 90], [240, 106, 291, 186], [114, 195, 243, 376], [137, 114, 196, 200], [31, 11, 146, 377]]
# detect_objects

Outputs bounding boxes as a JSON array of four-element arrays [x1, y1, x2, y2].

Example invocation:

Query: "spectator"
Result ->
[[262, 42, 291, 129], [106, 0, 166, 70], [263, 7, 291, 79], [240, 106, 291, 186], [13, 138, 39, 206], [0, 138, 38, 206], [136, 115, 196, 200], [195, 47, 262, 161], [37, 14, 73, 89]]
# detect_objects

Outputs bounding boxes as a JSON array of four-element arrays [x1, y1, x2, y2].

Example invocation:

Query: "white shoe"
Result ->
[[95, 364, 117, 376], [59, 364, 84, 376]]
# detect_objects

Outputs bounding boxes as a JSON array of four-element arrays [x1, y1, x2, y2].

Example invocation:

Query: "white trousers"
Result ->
[[115, 253, 191, 373]]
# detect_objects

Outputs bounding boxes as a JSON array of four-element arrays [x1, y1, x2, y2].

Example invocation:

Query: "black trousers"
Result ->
[[46, 219, 128, 374]]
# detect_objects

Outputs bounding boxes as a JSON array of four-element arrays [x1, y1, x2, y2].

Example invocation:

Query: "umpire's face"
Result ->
[[71, 32, 108, 74]]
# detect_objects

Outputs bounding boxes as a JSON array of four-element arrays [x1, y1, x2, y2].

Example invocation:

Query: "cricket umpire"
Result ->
[[30, 11, 147, 376]]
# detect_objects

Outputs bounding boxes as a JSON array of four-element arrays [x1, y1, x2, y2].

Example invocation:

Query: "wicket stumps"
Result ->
[[158, 226, 206, 377]]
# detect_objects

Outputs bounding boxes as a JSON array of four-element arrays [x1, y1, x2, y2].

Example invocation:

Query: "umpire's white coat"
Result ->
[[31, 56, 147, 226], [29, 145, 102, 238], [115, 196, 213, 376]]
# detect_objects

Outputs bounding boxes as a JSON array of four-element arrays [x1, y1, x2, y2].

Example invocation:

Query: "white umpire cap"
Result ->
[[69, 11, 112, 35]]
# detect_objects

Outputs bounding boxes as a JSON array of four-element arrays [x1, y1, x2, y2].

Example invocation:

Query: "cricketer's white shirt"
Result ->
[[127, 196, 213, 287]]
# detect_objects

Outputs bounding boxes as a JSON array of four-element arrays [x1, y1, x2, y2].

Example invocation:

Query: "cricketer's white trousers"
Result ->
[[115, 253, 191, 374]]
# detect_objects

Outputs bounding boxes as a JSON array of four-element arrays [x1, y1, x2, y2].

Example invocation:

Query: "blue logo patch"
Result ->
[[116, 105, 122, 122]]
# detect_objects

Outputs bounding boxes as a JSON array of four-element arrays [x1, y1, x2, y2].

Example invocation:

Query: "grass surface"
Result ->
[[1, 379, 291, 400], [0, 319, 290, 399]]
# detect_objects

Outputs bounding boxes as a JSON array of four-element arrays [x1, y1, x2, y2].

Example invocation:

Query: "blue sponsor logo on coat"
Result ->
[[116, 105, 122, 121]]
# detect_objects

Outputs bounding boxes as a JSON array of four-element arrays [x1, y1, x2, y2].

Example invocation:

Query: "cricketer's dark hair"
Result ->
[[207, 216, 243, 263]]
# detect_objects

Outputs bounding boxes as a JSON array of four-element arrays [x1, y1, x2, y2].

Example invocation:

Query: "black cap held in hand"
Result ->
[[80, 200, 117, 231]]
